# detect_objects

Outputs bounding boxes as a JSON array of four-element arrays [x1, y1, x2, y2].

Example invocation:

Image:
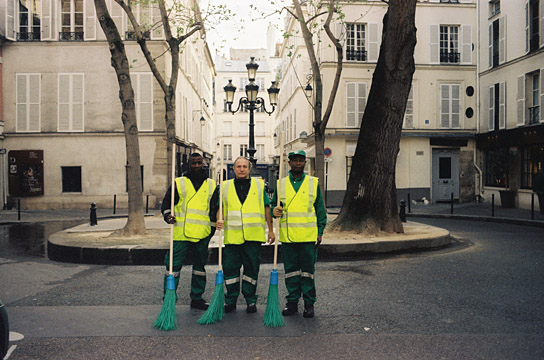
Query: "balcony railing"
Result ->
[[529, 106, 540, 124], [59, 32, 84, 41], [17, 31, 40, 41], [346, 48, 367, 61], [440, 50, 460, 63], [125, 31, 150, 41]]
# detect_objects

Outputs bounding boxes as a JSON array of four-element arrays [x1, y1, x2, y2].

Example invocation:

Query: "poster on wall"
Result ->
[[8, 150, 44, 197]]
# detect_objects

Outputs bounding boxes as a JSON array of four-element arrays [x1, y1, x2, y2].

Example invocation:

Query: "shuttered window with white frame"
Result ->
[[346, 82, 367, 128], [16, 73, 41, 132], [403, 84, 414, 129], [58, 73, 84, 132], [440, 83, 460, 129], [130, 72, 153, 131]]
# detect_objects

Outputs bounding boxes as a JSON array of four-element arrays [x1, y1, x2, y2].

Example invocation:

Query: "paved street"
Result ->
[[1, 216, 544, 359]]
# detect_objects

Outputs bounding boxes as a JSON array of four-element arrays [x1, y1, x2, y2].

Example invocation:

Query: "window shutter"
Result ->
[[58, 75, 71, 131], [6, 0, 16, 41], [150, 2, 164, 40], [108, 0, 124, 38], [499, 81, 506, 129], [540, 69, 544, 122], [346, 82, 356, 127], [451, 85, 460, 128], [29, 75, 41, 131], [404, 84, 414, 129], [517, 75, 526, 126], [72, 74, 84, 131], [499, 16, 506, 64], [488, 24, 493, 69], [440, 85, 450, 128], [525, 2, 530, 52], [335, 21, 344, 62], [540, 0, 544, 48], [139, 73, 153, 131], [430, 25, 439, 64], [84, 0, 96, 40], [368, 23, 379, 62], [461, 25, 472, 64], [16, 75, 27, 131], [41, 0, 53, 40], [357, 83, 367, 127], [488, 86, 494, 131]]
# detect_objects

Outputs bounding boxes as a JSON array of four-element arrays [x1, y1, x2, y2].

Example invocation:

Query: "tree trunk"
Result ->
[[95, 0, 145, 235], [330, 0, 417, 234]]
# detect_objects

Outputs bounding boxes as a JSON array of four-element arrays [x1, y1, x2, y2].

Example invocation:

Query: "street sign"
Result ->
[[324, 147, 332, 157]]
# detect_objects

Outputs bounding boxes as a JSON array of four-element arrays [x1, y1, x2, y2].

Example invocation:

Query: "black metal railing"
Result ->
[[125, 31, 150, 41], [529, 106, 540, 124], [59, 32, 84, 41], [440, 51, 460, 63], [346, 48, 367, 61], [17, 32, 40, 41]]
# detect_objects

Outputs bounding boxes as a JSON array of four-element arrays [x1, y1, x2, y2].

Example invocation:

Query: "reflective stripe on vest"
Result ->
[[173, 177, 216, 242], [278, 175, 318, 243], [223, 178, 266, 244]]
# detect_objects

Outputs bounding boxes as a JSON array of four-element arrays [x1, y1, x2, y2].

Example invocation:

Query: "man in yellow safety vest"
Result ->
[[215, 156, 274, 314], [161, 153, 216, 310], [271, 150, 327, 318]]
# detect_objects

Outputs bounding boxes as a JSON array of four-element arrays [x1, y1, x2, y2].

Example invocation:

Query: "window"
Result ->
[[489, 0, 500, 17], [58, 73, 84, 132], [223, 121, 232, 136], [256, 144, 265, 161], [18, 0, 40, 41], [519, 70, 544, 126], [346, 23, 367, 61], [239, 144, 248, 157], [521, 145, 544, 188], [403, 84, 414, 129], [60, 0, 84, 41], [529, 71, 540, 124], [130, 73, 153, 131], [62, 166, 82, 192], [223, 144, 232, 161], [489, 18, 505, 68], [440, 26, 460, 63], [126, 1, 151, 40], [488, 82, 506, 131], [256, 121, 265, 136], [16, 73, 40, 132], [440, 84, 460, 129], [526, 0, 540, 52], [346, 82, 367, 127], [223, 99, 230, 113]]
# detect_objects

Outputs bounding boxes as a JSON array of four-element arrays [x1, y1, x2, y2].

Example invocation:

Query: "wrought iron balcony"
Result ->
[[440, 50, 460, 63], [346, 48, 367, 61], [529, 106, 540, 124], [125, 31, 150, 41], [59, 32, 84, 41], [17, 31, 40, 41]]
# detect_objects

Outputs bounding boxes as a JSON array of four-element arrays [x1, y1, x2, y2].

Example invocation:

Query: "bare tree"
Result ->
[[329, 0, 417, 234], [95, 0, 145, 235]]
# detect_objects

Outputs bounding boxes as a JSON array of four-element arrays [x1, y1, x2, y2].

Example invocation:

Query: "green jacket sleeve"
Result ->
[[314, 185, 327, 236]]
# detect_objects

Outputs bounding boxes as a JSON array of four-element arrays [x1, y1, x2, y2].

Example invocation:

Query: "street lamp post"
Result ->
[[223, 57, 280, 170]]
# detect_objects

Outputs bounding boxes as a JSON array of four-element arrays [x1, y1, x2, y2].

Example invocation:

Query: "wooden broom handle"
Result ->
[[169, 143, 176, 275], [273, 132, 285, 269], [217, 140, 224, 270]]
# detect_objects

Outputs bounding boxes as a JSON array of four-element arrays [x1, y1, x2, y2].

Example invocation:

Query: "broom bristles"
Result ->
[[154, 287, 177, 331], [197, 270, 225, 325], [264, 269, 284, 327]]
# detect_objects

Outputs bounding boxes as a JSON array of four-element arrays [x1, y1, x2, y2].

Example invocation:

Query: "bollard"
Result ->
[[113, 194, 117, 215], [399, 200, 407, 223], [90, 202, 98, 226], [491, 194, 495, 217], [450, 192, 454, 214], [17, 199, 21, 221], [146, 195, 149, 214], [531, 193, 535, 220]]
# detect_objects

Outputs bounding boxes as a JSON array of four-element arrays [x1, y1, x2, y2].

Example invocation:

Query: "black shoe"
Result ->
[[246, 303, 257, 313], [224, 303, 237, 313], [190, 299, 209, 310], [303, 303, 314, 318], [282, 302, 298, 316]]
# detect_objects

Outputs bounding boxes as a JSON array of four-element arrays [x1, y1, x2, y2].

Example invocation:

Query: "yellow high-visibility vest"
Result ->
[[222, 178, 266, 244], [173, 177, 216, 242], [278, 175, 318, 243]]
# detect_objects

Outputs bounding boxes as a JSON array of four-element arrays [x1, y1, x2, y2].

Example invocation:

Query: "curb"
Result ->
[[407, 213, 544, 228]]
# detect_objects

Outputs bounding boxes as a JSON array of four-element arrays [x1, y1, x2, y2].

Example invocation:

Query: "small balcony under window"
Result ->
[[529, 106, 540, 125], [17, 31, 40, 41], [440, 50, 460, 64], [346, 49, 367, 62], [125, 31, 151, 41], [59, 32, 84, 41]]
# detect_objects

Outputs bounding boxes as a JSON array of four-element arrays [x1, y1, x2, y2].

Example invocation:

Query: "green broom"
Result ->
[[154, 143, 177, 331], [198, 141, 225, 325], [264, 132, 285, 328]]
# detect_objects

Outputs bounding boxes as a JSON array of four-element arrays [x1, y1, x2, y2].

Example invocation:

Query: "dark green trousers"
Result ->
[[281, 242, 318, 305], [223, 241, 262, 305], [163, 234, 211, 301]]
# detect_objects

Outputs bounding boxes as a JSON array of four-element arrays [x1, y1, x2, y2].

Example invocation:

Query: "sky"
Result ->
[[202, 0, 287, 57]]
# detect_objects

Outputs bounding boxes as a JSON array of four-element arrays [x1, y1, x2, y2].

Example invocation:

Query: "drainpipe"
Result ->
[[474, 0, 482, 202]]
